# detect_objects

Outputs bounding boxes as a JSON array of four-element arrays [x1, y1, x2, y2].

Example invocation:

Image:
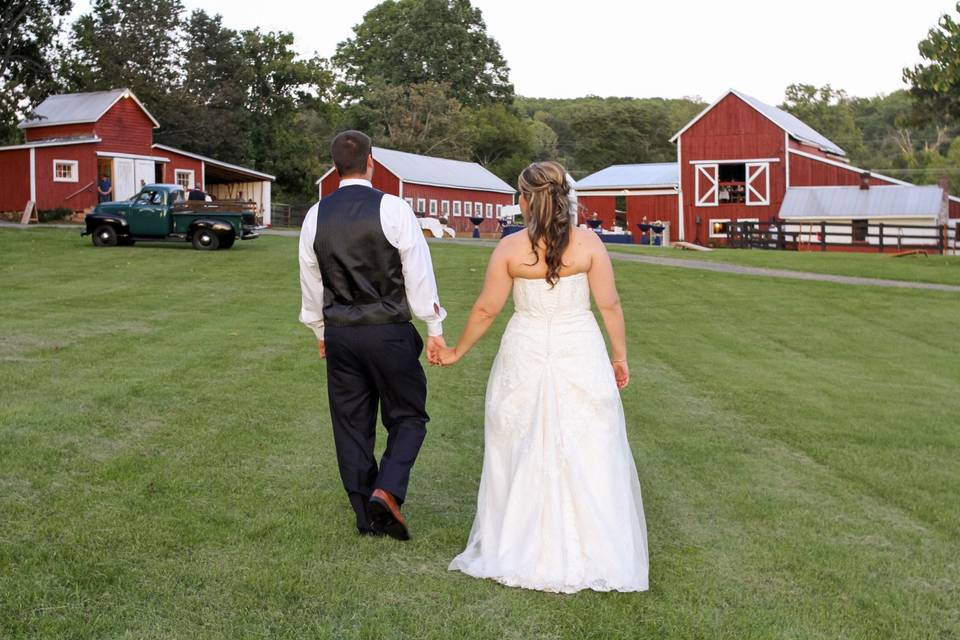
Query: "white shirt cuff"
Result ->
[[426, 320, 443, 337], [309, 324, 325, 340]]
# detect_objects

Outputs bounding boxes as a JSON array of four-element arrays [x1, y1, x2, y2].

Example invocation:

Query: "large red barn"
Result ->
[[577, 89, 959, 249], [317, 146, 515, 235], [0, 89, 275, 223]]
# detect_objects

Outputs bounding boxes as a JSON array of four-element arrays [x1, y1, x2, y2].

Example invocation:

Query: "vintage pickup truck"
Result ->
[[83, 184, 262, 250]]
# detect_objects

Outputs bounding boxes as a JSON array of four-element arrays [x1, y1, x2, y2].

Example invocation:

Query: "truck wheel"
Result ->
[[220, 235, 236, 249], [92, 225, 118, 247], [192, 229, 220, 251]]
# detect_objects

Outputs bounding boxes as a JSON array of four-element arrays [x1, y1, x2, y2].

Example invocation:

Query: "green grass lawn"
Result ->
[[2, 228, 958, 639], [607, 244, 960, 286]]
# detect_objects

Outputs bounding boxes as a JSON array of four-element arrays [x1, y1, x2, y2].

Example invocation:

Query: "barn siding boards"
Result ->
[[626, 194, 680, 244], [677, 93, 787, 244], [34, 144, 98, 211], [93, 97, 156, 156], [0, 149, 31, 212], [160, 150, 204, 189], [788, 152, 900, 187], [25, 123, 97, 142]]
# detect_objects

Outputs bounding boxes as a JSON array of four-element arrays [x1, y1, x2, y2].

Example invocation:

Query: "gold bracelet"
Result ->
[[611, 358, 627, 363]]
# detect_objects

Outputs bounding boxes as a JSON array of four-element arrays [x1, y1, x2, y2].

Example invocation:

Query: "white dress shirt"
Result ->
[[299, 178, 446, 340]]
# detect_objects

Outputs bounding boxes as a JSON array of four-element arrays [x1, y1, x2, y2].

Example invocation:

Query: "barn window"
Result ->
[[852, 219, 868, 242], [485, 203, 493, 218], [441, 200, 450, 216], [452, 201, 462, 217], [709, 219, 731, 238], [416, 198, 426, 214], [717, 164, 746, 204], [464, 202, 473, 216], [175, 169, 194, 191], [404, 197, 414, 209], [429, 199, 438, 216], [475, 202, 483, 218], [496, 204, 503, 218], [53, 160, 78, 183]]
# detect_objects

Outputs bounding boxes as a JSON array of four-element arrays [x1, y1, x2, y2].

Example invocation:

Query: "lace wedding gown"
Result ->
[[449, 273, 649, 593]]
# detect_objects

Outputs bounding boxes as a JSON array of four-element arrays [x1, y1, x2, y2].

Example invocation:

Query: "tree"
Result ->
[[781, 84, 865, 161], [334, 0, 513, 106], [904, 3, 960, 124], [349, 81, 471, 158], [465, 103, 532, 183], [0, 0, 73, 144]]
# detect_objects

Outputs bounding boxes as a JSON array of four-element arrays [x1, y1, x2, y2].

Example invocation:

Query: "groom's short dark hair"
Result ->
[[331, 130, 372, 177]]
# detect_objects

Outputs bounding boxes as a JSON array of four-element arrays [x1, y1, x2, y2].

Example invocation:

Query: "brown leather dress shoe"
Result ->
[[368, 488, 410, 541]]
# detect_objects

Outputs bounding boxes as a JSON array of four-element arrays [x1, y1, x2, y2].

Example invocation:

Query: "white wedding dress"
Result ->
[[449, 272, 649, 593]]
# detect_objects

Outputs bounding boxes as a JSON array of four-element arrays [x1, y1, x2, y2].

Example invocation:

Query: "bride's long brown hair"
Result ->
[[518, 161, 571, 287]]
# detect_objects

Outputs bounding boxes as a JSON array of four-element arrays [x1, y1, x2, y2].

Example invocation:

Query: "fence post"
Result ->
[[939, 224, 946, 254], [777, 222, 785, 251], [820, 222, 826, 251], [879, 222, 884, 253]]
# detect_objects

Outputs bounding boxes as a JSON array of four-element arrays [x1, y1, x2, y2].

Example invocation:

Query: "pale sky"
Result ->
[[69, 0, 955, 104]]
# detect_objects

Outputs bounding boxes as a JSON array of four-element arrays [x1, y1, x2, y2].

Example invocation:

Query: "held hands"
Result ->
[[612, 359, 629, 390], [426, 335, 447, 366], [436, 346, 461, 367]]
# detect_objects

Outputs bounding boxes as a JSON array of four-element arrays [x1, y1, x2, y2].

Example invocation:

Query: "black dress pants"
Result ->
[[324, 322, 428, 530]]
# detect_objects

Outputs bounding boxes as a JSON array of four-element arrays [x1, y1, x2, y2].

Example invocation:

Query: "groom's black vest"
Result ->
[[313, 184, 412, 328]]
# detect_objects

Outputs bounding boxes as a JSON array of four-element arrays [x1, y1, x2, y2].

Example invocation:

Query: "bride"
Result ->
[[437, 161, 648, 593]]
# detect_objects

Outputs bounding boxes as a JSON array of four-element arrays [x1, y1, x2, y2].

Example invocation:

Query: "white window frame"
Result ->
[[441, 200, 450, 216], [175, 169, 195, 191], [496, 204, 503, 218], [416, 198, 426, 214], [485, 203, 493, 218], [709, 218, 731, 238], [695, 164, 718, 207], [452, 201, 461, 217], [745, 162, 770, 206], [404, 197, 414, 209], [475, 202, 483, 218], [429, 199, 438, 216], [464, 201, 473, 216], [53, 159, 78, 183]]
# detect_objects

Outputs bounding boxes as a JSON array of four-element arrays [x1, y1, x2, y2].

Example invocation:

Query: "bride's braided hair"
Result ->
[[518, 161, 571, 287]]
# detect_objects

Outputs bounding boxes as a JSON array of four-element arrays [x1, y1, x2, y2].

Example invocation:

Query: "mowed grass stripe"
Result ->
[[0, 228, 957, 639]]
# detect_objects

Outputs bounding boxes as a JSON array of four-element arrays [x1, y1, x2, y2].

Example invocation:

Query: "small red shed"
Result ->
[[0, 88, 275, 223], [317, 146, 515, 235], [574, 163, 679, 243]]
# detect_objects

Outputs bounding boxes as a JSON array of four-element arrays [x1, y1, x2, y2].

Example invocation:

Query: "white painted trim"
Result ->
[[429, 199, 438, 215], [152, 144, 275, 180], [29, 148, 36, 203], [52, 159, 79, 183], [97, 151, 169, 163], [464, 201, 473, 216], [485, 203, 494, 218], [0, 136, 101, 151], [787, 148, 912, 186], [677, 138, 684, 241], [416, 198, 426, 214], [950, 195, 960, 203], [708, 218, 731, 238], [784, 131, 791, 188], [695, 164, 719, 207], [200, 162, 205, 190], [689, 157, 780, 165], [441, 200, 450, 216], [316, 166, 337, 185], [174, 169, 195, 190], [403, 197, 414, 209], [398, 178, 404, 199], [745, 162, 770, 206], [575, 183, 679, 191], [452, 201, 462, 217], [576, 188, 679, 196]]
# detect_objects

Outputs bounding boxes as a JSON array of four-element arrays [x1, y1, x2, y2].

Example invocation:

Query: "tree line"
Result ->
[[4, 0, 960, 202]]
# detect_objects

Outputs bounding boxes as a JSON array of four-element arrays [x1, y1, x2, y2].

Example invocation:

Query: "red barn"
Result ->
[[0, 89, 275, 223], [574, 163, 679, 243], [577, 89, 958, 249], [317, 146, 515, 235]]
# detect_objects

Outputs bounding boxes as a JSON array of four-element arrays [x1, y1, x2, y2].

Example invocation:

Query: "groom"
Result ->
[[299, 131, 446, 540]]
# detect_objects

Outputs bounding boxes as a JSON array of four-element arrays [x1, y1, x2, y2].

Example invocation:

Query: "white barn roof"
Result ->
[[671, 89, 846, 157], [373, 147, 514, 194], [576, 163, 678, 190], [779, 185, 945, 219], [19, 88, 160, 129]]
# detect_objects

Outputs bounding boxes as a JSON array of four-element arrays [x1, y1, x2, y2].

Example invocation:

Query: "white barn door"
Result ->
[[134, 160, 155, 192], [113, 158, 136, 201], [695, 164, 718, 207], [745, 162, 770, 206]]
